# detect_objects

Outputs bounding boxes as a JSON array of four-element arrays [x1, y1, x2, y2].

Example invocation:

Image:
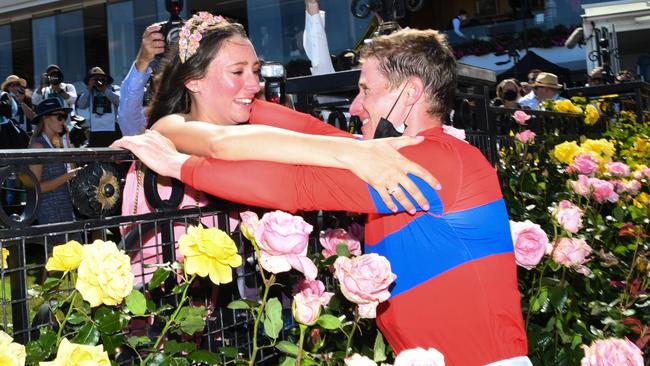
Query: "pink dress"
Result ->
[[121, 162, 238, 284]]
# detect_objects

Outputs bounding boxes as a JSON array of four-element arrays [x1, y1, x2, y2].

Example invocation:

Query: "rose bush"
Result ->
[[500, 103, 650, 364]]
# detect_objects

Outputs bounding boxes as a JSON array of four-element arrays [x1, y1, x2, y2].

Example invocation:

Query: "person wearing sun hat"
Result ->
[[28, 97, 79, 229], [77, 66, 121, 147], [1, 75, 34, 149], [519, 72, 566, 110]]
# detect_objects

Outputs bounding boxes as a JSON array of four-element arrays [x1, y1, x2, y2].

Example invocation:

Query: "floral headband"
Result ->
[[178, 12, 225, 63]]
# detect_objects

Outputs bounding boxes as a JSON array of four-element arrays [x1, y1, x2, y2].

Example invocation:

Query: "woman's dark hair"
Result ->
[[147, 21, 247, 127]]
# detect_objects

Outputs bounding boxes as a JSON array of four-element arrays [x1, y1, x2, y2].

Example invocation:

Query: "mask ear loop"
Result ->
[[383, 83, 408, 121]]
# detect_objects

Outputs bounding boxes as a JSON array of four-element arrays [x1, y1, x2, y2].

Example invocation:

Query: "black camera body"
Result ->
[[94, 76, 106, 91], [47, 70, 63, 86], [156, 0, 184, 52], [261, 62, 286, 105]]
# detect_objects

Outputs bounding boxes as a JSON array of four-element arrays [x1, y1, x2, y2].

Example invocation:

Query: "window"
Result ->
[[0, 25, 11, 80], [32, 10, 86, 91]]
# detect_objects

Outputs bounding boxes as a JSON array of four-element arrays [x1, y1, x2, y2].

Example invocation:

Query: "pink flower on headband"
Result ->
[[178, 12, 225, 63]]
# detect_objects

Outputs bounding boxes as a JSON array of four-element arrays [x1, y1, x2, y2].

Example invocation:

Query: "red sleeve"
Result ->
[[181, 156, 380, 213], [249, 100, 353, 138]]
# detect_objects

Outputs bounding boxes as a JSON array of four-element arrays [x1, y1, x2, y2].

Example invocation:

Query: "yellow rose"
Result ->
[[552, 141, 581, 165], [581, 139, 616, 159], [0, 330, 26, 366], [1, 247, 8, 269], [554, 100, 571, 112], [633, 192, 650, 209], [179, 225, 242, 285], [45, 240, 83, 272], [584, 104, 600, 125], [40, 338, 110, 366], [75, 240, 134, 307]]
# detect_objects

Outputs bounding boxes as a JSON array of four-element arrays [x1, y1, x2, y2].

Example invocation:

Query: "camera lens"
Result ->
[[95, 77, 106, 87]]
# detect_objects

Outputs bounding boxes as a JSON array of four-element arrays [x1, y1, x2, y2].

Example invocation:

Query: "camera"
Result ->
[[261, 61, 286, 105], [47, 70, 63, 86], [155, 0, 184, 53], [94, 76, 106, 90]]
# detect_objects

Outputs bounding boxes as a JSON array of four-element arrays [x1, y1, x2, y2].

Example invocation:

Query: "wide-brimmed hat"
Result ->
[[533, 72, 563, 89], [1, 75, 27, 91], [84, 66, 113, 85], [31, 98, 72, 124]]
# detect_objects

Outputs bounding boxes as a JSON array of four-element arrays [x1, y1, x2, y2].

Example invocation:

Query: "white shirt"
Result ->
[[518, 90, 566, 110], [303, 10, 335, 75]]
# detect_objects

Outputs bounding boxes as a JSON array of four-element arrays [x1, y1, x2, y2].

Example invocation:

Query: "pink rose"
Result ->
[[570, 175, 591, 197], [550, 237, 592, 273], [606, 162, 631, 177], [254, 210, 317, 279], [553, 200, 583, 234], [292, 279, 333, 325], [394, 347, 445, 366], [344, 354, 378, 366], [513, 110, 531, 125], [515, 130, 536, 144], [319, 229, 362, 258], [333, 254, 396, 318], [581, 337, 643, 366], [239, 211, 260, 243], [588, 178, 619, 203], [510, 220, 549, 270], [572, 153, 599, 176], [442, 125, 467, 142], [623, 180, 642, 196]]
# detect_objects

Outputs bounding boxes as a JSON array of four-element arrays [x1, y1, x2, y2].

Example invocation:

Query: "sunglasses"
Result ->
[[7, 83, 20, 88], [46, 113, 68, 121]]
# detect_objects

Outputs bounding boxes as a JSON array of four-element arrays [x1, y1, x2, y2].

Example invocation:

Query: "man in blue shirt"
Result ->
[[118, 24, 166, 135], [519, 72, 566, 110]]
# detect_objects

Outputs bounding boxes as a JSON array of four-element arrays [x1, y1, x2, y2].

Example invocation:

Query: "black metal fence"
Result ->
[[0, 150, 295, 364]]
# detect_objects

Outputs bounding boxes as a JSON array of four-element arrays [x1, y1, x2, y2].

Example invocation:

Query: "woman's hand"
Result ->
[[111, 130, 190, 180], [346, 136, 441, 214]]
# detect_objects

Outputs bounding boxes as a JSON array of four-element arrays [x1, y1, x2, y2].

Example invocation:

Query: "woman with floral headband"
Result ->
[[118, 12, 438, 285]]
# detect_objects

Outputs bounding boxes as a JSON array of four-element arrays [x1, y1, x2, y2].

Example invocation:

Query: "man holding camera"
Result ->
[[33, 64, 77, 113], [77, 66, 121, 147], [1, 74, 34, 149]]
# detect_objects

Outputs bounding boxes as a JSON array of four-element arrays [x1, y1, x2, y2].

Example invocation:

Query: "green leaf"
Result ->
[[263, 297, 283, 339], [126, 335, 152, 348], [336, 243, 351, 257], [373, 331, 387, 362], [42, 277, 61, 291], [549, 286, 568, 311], [72, 323, 100, 345], [25, 341, 50, 364], [160, 358, 189, 366], [188, 350, 222, 364], [227, 299, 251, 310], [125, 290, 147, 316], [178, 306, 207, 335], [148, 267, 171, 290], [38, 328, 58, 354], [218, 346, 239, 359], [164, 340, 196, 356], [276, 340, 299, 356], [279, 357, 296, 366], [101, 334, 125, 355], [147, 299, 158, 312], [316, 314, 341, 330], [95, 306, 125, 334], [67, 311, 86, 325], [172, 282, 189, 295]]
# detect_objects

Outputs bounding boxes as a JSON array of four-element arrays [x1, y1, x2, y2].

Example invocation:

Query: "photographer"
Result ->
[[32, 65, 77, 115], [76, 67, 121, 147], [119, 23, 165, 136], [0, 75, 33, 149]]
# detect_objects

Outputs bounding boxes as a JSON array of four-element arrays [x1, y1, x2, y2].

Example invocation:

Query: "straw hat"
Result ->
[[533, 72, 562, 89], [1, 75, 27, 91], [83, 66, 113, 85]]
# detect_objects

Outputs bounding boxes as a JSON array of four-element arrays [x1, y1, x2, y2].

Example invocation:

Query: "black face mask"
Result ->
[[372, 85, 411, 139], [503, 90, 518, 101]]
